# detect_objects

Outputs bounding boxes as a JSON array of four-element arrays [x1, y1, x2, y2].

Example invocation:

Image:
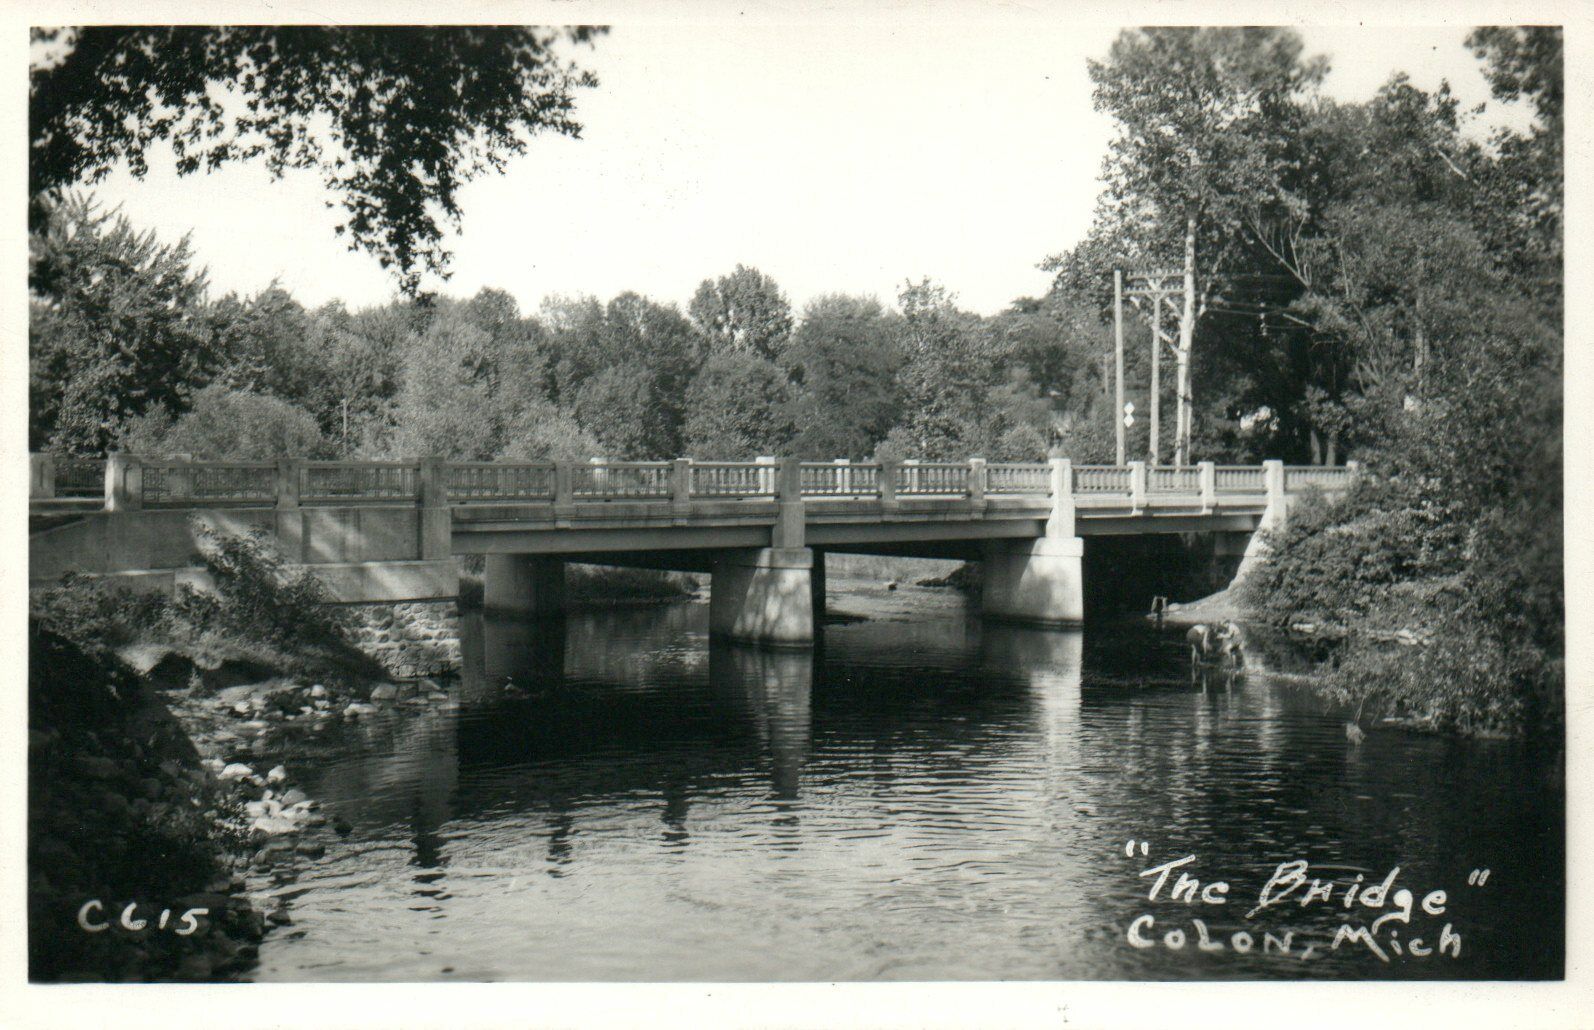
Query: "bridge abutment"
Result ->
[[483, 555, 566, 617], [980, 536, 1085, 627], [709, 547, 815, 646]]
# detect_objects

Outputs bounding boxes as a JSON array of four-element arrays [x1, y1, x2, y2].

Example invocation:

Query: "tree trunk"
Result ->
[[1176, 216, 1197, 465], [1149, 295, 1162, 465]]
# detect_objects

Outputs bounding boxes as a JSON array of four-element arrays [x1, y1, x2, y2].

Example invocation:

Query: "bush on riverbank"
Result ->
[[31, 523, 381, 685], [1242, 325, 1562, 738]]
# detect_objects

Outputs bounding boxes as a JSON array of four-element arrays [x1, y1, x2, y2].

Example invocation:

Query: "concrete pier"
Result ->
[[979, 536, 1086, 627], [709, 547, 815, 646], [484, 555, 566, 617]]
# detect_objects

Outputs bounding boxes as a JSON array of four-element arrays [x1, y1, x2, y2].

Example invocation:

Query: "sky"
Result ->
[[69, 20, 1533, 318]]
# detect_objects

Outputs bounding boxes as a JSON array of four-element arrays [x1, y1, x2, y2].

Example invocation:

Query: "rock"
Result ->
[[219, 763, 254, 781], [175, 953, 214, 981], [266, 765, 288, 785], [370, 683, 398, 702], [333, 817, 353, 836], [297, 840, 327, 859], [266, 906, 293, 927], [100, 790, 134, 820], [232, 702, 252, 717], [253, 814, 301, 836], [309, 684, 328, 699], [281, 787, 309, 806], [75, 755, 122, 780]]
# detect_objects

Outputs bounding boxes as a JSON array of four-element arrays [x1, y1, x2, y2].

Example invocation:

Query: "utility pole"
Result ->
[[1113, 269, 1125, 465], [1123, 268, 1184, 466]]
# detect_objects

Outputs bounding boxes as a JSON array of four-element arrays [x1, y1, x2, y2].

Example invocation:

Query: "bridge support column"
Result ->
[[709, 547, 814, 646], [484, 555, 566, 617], [980, 537, 1085, 627], [811, 549, 826, 620]]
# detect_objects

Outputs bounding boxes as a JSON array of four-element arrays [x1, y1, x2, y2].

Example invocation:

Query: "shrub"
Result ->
[[189, 520, 353, 649], [29, 574, 172, 654], [114, 383, 327, 459]]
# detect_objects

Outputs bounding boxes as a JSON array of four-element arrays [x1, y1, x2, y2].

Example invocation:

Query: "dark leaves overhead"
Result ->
[[30, 26, 606, 294]]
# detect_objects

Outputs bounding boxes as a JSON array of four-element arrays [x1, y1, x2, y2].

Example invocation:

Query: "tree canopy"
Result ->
[[30, 26, 606, 294]]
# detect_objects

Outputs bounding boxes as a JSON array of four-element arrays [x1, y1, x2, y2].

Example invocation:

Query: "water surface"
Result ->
[[252, 583, 1563, 981]]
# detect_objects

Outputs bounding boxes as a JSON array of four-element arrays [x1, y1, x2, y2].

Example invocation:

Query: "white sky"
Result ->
[[73, 21, 1534, 317]]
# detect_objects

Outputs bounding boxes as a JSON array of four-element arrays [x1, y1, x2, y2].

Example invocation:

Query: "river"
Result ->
[[249, 581, 1563, 981]]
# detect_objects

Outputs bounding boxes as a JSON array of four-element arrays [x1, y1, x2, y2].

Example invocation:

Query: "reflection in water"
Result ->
[[256, 588, 1562, 983]]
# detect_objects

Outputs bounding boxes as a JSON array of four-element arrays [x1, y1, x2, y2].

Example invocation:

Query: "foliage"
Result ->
[[381, 290, 553, 460], [887, 279, 1053, 459], [186, 522, 357, 651], [29, 194, 222, 453], [682, 350, 794, 459], [782, 294, 902, 458], [689, 264, 793, 362], [30, 574, 173, 654], [116, 384, 327, 459], [31, 26, 606, 293]]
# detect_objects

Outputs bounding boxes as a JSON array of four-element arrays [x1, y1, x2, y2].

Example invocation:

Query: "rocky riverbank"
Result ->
[[29, 594, 465, 982]]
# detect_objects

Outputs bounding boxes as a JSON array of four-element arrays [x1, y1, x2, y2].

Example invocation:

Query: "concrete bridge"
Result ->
[[29, 454, 1355, 645]]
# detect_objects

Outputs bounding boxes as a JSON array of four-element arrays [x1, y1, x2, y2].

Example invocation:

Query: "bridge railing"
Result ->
[[894, 462, 968, 496], [1148, 465, 1201, 494], [1285, 465, 1355, 492], [572, 461, 672, 499], [447, 462, 556, 502], [986, 463, 1052, 495], [691, 461, 776, 499], [141, 460, 279, 506], [53, 457, 108, 499], [1214, 466, 1266, 494], [800, 461, 881, 497], [1073, 465, 1132, 493], [31, 453, 1360, 513], [301, 461, 420, 502]]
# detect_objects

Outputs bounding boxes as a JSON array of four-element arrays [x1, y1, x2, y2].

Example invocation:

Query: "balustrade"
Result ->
[[142, 461, 277, 505], [571, 461, 672, 499], [301, 462, 419, 501], [986, 463, 1052, 495], [1214, 466, 1266, 494], [1284, 466, 1353, 492], [1073, 465, 1132, 493], [447, 462, 555, 502], [31, 454, 1357, 512], [55, 457, 108, 498], [1148, 466, 1201, 494], [691, 462, 776, 498], [894, 462, 967, 496]]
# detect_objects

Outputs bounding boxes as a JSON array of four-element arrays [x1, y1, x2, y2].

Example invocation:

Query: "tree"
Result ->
[[30, 26, 606, 294], [688, 264, 793, 362], [115, 384, 326, 459], [29, 194, 221, 453], [1466, 27, 1563, 300], [1080, 28, 1325, 463], [682, 351, 794, 459], [890, 279, 1011, 457], [783, 294, 902, 458], [381, 292, 553, 460]]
